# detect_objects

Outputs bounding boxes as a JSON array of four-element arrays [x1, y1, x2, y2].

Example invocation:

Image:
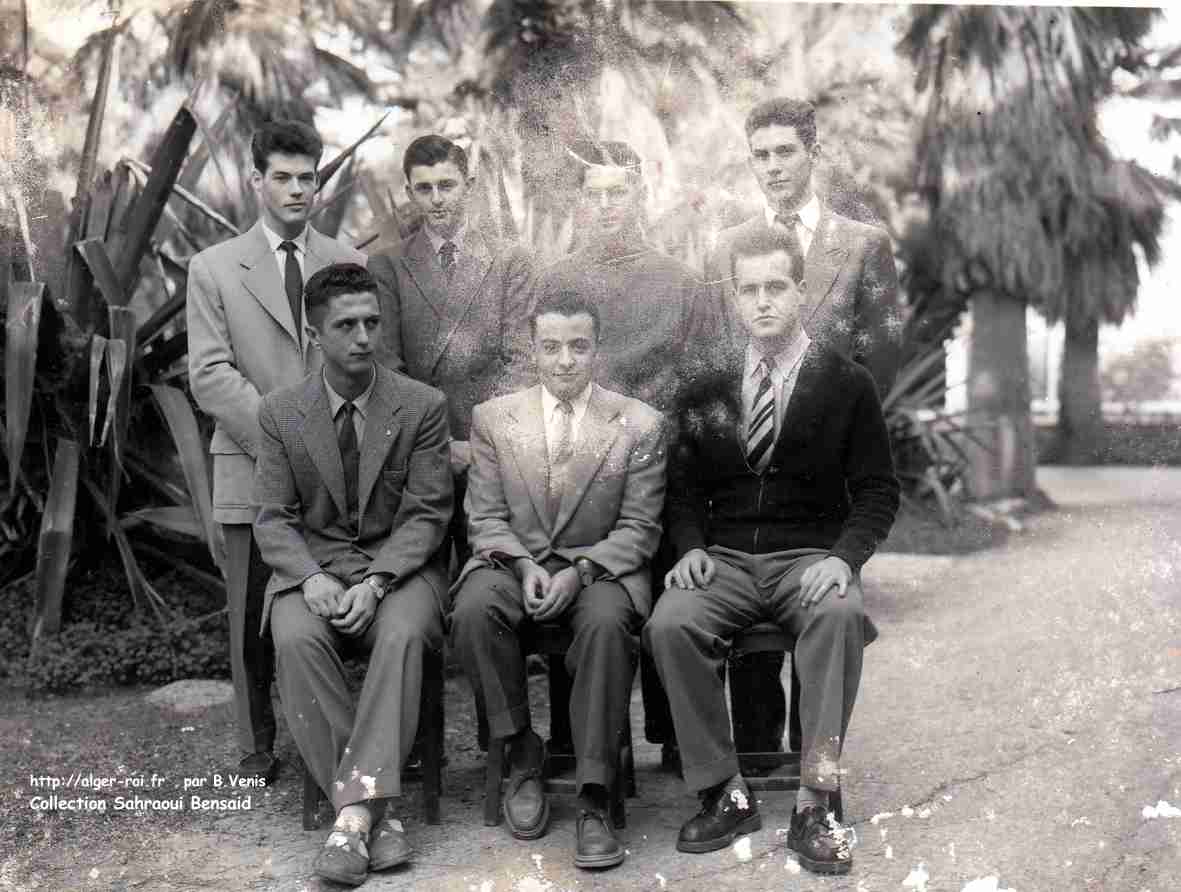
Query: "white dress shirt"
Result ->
[[424, 223, 466, 269], [742, 330, 812, 443], [541, 381, 593, 457], [764, 191, 821, 257], [260, 219, 309, 285], [323, 365, 377, 448]]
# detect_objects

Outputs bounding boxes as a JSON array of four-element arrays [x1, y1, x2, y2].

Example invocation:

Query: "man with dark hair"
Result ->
[[449, 291, 666, 871], [705, 97, 904, 755], [253, 262, 452, 885], [187, 119, 365, 784], [370, 133, 534, 565], [646, 230, 898, 874]]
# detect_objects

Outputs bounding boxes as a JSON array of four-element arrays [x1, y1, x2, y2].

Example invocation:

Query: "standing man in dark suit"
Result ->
[[645, 228, 898, 874], [369, 134, 534, 566], [705, 98, 904, 754], [187, 120, 366, 783], [253, 263, 452, 886], [449, 292, 666, 870]]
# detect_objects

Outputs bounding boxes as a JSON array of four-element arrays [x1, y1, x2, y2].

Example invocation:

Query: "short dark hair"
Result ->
[[304, 263, 378, 327], [729, 226, 806, 285], [402, 134, 469, 181], [530, 290, 601, 342], [744, 98, 817, 150], [251, 120, 323, 173], [567, 139, 643, 183]]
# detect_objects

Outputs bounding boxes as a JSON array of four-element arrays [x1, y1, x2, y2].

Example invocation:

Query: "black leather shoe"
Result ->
[[574, 806, 624, 869], [503, 730, 549, 840], [238, 752, 279, 785], [676, 776, 761, 853], [787, 805, 853, 875]]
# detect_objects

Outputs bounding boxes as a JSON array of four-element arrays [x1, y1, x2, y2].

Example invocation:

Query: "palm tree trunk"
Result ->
[[965, 289, 1038, 499], [1054, 309, 1104, 464]]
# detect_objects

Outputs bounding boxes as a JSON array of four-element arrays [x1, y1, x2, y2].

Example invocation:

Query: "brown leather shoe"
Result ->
[[787, 805, 853, 875], [574, 806, 624, 869], [676, 776, 761, 854], [369, 817, 414, 871], [314, 829, 369, 886], [502, 730, 549, 839]]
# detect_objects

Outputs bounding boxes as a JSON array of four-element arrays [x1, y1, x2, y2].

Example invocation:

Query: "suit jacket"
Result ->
[[705, 206, 902, 396], [187, 221, 367, 524], [252, 365, 454, 628], [454, 384, 667, 618], [668, 342, 898, 574], [368, 227, 534, 440]]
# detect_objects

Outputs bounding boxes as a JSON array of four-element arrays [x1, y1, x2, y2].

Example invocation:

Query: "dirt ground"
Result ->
[[1, 466, 1179, 891]]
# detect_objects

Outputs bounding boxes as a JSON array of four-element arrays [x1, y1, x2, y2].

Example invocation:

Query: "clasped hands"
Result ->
[[515, 558, 581, 623], [665, 548, 853, 607], [302, 571, 383, 636]]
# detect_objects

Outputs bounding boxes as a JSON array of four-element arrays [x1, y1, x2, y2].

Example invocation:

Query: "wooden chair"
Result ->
[[729, 622, 844, 822], [301, 645, 446, 829], [481, 623, 637, 829]]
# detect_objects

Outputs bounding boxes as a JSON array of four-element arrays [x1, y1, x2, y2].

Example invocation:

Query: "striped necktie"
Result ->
[[746, 357, 776, 472], [547, 400, 574, 522]]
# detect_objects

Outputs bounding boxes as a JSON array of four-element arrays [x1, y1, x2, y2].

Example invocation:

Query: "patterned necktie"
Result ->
[[278, 241, 303, 331], [746, 357, 776, 473], [439, 240, 457, 282], [547, 400, 574, 521], [773, 212, 803, 258], [338, 402, 360, 522]]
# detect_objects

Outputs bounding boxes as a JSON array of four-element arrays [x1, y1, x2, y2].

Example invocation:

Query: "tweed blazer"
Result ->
[[454, 384, 667, 618], [252, 364, 453, 629], [368, 227, 535, 440], [705, 205, 903, 396], [187, 221, 367, 523]]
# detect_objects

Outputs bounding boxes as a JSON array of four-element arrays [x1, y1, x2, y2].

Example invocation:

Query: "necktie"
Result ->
[[746, 357, 776, 473], [773, 212, 803, 258], [547, 400, 574, 521], [278, 241, 303, 332], [439, 240, 457, 281], [338, 402, 359, 523]]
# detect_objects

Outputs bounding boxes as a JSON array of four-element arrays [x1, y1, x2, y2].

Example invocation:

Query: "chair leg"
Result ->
[[610, 739, 627, 830], [832, 787, 844, 824], [484, 738, 506, 826], [788, 658, 802, 753], [420, 648, 443, 825], [623, 715, 637, 798], [302, 767, 323, 831], [547, 655, 574, 755]]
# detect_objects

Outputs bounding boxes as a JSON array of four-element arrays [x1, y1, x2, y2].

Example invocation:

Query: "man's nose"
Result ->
[[354, 326, 370, 345], [557, 348, 576, 367], [431, 187, 444, 205]]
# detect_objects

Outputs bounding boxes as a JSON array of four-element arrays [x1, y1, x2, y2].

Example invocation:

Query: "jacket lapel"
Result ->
[[803, 206, 850, 326], [429, 232, 494, 377], [505, 387, 552, 532], [297, 375, 348, 518], [552, 386, 620, 536], [356, 366, 404, 523], [240, 222, 301, 348], [771, 346, 825, 460], [399, 229, 447, 319]]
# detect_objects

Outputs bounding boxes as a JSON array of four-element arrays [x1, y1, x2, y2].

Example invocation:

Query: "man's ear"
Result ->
[[404, 182, 414, 205], [304, 323, 319, 347], [250, 168, 263, 191]]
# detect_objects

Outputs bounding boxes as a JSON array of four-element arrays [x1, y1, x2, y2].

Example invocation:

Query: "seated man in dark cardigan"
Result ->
[[644, 225, 898, 875]]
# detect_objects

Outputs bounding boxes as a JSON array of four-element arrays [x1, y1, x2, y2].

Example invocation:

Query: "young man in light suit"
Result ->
[[704, 98, 904, 756], [253, 263, 452, 885], [186, 120, 366, 783], [449, 292, 667, 870]]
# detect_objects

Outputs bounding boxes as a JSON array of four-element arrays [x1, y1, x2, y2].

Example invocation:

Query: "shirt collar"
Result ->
[[763, 192, 820, 232], [541, 380, 594, 418], [261, 219, 309, 254], [745, 328, 812, 380], [323, 364, 377, 419], [424, 221, 465, 256]]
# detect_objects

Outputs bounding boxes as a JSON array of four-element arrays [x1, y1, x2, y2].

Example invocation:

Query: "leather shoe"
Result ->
[[237, 752, 279, 785], [574, 805, 624, 869], [787, 805, 852, 875], [313, 828, 369, 886], [502, 730, 549, 839], [369, 817, 414, 871], [676, 776, 761, 854]]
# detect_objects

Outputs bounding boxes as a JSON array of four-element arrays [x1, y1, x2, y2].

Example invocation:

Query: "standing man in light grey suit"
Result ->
[[703, 98, 904, 755], [187, 120, 366, 783], [449, 292, 666, 871], [369, 134, 535, 566]]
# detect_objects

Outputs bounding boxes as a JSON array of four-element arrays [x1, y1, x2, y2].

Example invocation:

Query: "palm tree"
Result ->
[[899, 6, 1165, 494]]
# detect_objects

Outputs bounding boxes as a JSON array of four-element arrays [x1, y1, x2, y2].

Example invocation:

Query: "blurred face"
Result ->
[[405, 160, 470, 237], [748, 124, 816, 212], [252, 152, 317, 237], [533, 312, 597, 401], [733, 251, 806, 348], [306, 291, 382, 385], [578, 165, 641, 239]]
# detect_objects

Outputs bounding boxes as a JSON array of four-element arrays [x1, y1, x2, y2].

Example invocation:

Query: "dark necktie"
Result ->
[[278, 241, 303, 331], [439, 240, 457, 282], [746, 357, 776, 473], [338, 402, 359, 522], [546, 400, 574, 521]]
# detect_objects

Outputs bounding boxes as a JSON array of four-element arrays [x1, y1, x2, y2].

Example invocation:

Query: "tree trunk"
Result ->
[[1053, 308, 1105, 464], [965, 289, 1038, 499]]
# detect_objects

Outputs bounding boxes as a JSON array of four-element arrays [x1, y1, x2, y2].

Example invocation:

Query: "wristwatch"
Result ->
[[364, 575, 392, 601], [574, 557, 604, 588]]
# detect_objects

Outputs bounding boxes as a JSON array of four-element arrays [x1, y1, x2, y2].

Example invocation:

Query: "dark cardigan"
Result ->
[[667, 342, 899, 573]]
